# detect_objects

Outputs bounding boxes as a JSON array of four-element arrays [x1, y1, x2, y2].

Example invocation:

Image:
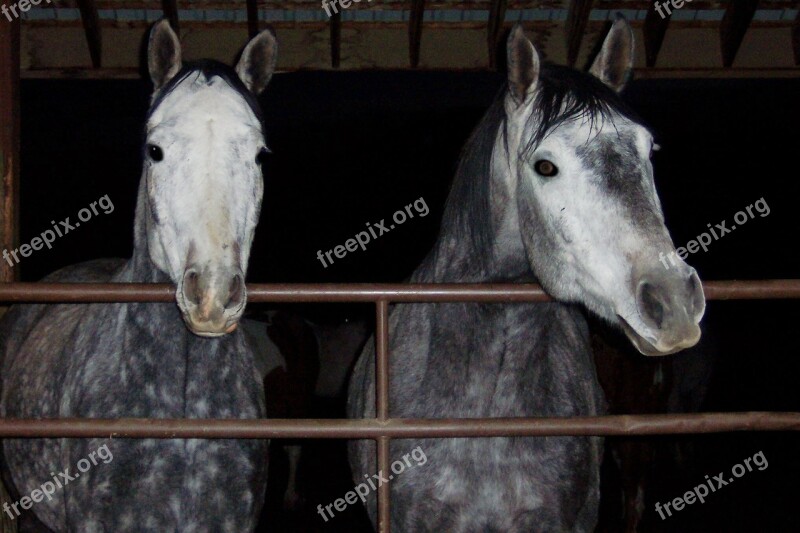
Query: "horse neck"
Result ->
[[123, 172, 171, 284], [414, 122, 532, 284], [109, 173, 193, 358]]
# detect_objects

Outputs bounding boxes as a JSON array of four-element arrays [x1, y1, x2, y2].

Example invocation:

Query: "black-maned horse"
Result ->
[[1, 21, 277, 532], [348, 19, 704, 532]]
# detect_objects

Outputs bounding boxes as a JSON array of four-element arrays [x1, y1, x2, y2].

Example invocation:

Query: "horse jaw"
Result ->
[[618, 314, 701, 356], [189, 322, 239, 339]]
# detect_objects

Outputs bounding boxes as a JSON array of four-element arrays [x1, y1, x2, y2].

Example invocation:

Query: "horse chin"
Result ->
[[184, 320, 239, 338], [617, 315, 701, 357]]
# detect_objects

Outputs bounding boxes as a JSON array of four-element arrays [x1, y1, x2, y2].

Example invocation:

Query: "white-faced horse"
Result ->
[[348, 19, 705, 532], [0, 21, 276, 532]]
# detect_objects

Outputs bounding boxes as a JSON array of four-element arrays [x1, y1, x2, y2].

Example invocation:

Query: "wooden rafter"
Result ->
[[720, 0, 759, 67], [331, 12, 341, 68], [487, 0, 507, 69], [161, 0, 179, 33], [566, 0, 593, 67], [76, 0, 102, 68], [409, 0, 426, 68], [792, 7, 800, 66], [246, 0, 259, 38], [0, 17, 20, 283], [643, 0, 671, 67]]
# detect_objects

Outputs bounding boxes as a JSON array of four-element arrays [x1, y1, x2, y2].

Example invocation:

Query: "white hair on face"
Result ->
[[508, 100, 702, 354], [517, 113, 660, 316], [144, 71, 265, 283]]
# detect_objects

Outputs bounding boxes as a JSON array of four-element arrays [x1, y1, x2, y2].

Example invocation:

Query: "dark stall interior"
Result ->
[[17, 72, 800, 532]]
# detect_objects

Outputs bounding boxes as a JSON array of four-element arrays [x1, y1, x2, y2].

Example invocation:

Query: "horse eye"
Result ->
[[256, 148, 271, 166], [147, 144, 163, 162], [534, 160, 558, 177]]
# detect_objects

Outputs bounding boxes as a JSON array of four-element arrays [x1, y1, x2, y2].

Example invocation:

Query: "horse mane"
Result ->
[[146, 59, 266, 134], [436, 63, 644, 274], [524, 64, 642, 154]]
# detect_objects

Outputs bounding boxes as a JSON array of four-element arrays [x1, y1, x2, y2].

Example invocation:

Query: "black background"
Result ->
[[18, 71, 800, 532]]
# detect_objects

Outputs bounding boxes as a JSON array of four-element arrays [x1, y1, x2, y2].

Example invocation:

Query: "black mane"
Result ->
[[146, 59, 266, 134], [524, 64, 641, 153], [436, 63, 643, 273]]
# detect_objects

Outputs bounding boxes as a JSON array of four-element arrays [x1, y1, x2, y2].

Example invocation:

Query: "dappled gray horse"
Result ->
[[349, 20, 705, 532], [0, 21, 277, 532]]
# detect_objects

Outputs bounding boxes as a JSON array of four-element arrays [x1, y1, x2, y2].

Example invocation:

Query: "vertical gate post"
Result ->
[[0, 13, 19, 533], [0, 15, 20, 286], [375, 300, 391, 532]]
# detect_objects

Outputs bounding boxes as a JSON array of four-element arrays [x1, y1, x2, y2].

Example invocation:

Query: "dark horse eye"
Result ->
[[147, 144, 164, 162], [534, 159, 558, 177], [256, 147, 270, 166]]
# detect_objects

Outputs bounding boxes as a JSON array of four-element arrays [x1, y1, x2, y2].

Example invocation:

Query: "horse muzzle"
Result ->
[[177, 265, 246, 337], [618, 265, 705, 356]]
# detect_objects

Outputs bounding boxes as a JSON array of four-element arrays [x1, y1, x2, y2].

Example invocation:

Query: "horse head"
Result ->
[[503, 20, 704, 355], [142, 20, 277, 337]]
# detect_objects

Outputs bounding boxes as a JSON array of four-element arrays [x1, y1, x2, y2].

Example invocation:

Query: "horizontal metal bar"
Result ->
[[0, 280, 798, 303], [0, 412, 797, 439]]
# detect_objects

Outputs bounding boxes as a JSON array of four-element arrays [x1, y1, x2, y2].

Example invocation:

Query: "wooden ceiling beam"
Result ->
[[21, 66, 800, 81], [331, 12, 341, 68], [643, 0, 671, 67], [566, 0, 593, 67], [409, 0, 425, 68], [246, 0, 259, 38], [161, 0, 179, 34], [720, 0, 758, 67], [792, 7, 800, 66], [487, 0, 507, 69], [76, 0, 102, 68]]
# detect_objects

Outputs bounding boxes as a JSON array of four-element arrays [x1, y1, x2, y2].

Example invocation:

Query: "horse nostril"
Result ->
[[184, 270, 202, 305], [225, 274, 244, 310], [687, 270, 705, 318], [638, 281, 666, 329]]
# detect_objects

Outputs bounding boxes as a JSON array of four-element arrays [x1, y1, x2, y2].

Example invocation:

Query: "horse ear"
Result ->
[[589, 16, 635, 93], [236, 29, 278, 95], [148, 19, 182, 91], [506, 25, 540, 108]]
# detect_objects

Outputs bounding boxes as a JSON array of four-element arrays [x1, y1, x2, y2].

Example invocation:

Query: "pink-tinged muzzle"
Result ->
[[178, 265, 246, 337], [619, 265, 705, 356]]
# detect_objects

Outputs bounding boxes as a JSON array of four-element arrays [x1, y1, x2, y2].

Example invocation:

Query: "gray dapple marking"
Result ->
[[0, 20, 277, 532], [348, 20, 704, 532]]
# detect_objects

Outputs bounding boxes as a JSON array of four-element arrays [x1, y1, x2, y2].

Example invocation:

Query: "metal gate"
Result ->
[[1, 279, 799, 531]]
